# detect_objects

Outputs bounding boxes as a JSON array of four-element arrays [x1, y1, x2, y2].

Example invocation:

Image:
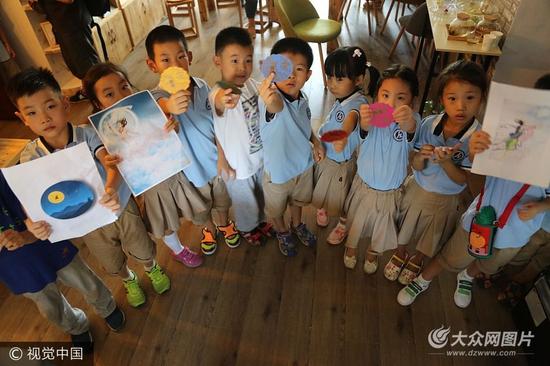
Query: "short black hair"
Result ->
[[145, 25, 188, 60], [271, 37, 313, 69], [376, 64, 418, 97], [83, 62, 133, 112], [7, 67, 61, 108], [215, 27, 252, 55], [534, 73, 550, 90], [436, 60, 488, 99]]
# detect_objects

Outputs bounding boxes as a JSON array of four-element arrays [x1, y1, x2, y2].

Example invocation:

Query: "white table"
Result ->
[[419, 0, 503, 113]]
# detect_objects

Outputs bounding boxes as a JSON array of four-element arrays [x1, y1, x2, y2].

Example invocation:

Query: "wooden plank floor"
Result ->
[[0, 1, 527, 365]]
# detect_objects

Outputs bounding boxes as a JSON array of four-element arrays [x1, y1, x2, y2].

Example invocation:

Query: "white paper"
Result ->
[[472, 81, 550, 187], [1, 143, 118, 242], [88, 90, 190, 196]]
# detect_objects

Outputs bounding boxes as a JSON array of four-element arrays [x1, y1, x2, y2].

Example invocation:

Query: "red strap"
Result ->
[[476, 183, 531, 228]]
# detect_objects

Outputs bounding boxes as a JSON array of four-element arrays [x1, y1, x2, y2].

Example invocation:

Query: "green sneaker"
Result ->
[[146, 264, 170, 294], [123, 271, 146, 307]]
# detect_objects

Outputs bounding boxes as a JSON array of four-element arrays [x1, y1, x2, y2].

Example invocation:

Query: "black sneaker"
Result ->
[[71, 330, 94, 355], [69, 90, 88, 103], [104, 306, 126, 332]]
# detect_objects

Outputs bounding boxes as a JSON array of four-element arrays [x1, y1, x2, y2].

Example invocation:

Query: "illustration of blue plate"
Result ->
[[40, 180, 95, 220], [261, 54, 294, 83]]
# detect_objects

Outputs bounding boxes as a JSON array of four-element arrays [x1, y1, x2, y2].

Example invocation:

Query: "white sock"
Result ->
[[122, 268, 135, 282], [163, 233, 184, 254], [458, 269, 474, 281], [415, 274, 432, 289]]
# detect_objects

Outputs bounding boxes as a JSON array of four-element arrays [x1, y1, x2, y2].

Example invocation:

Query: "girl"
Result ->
[[83, 62, 207, 269], [384, 60, 486, 285], [312, 46, 375, 246], [343, 64, 419, 273], [397, 73, 550, 309]]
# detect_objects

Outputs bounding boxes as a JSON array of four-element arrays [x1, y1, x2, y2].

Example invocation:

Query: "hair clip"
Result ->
[[366, 61, 372, 67], [353, 49, 362, 58]]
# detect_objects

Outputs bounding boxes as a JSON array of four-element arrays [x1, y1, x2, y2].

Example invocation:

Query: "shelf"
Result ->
[[44, 45, 60, 54]]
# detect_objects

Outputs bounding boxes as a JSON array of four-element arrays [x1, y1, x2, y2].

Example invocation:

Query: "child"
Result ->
[[258, 37, 324, 256], [312, 46, 375, 246], [0, 172, 124, 353], [385, 60, 486, 285], [343, 64, 419, 273], [210, 27, 272, 246], [83, 61, 207, 265], [397, 73, 550, 308], [9, 68, 170, 308], [144, 25, 239, 255]]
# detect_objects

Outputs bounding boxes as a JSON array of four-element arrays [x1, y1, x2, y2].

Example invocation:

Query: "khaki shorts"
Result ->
[[194, 176, 232, 225], [83, 199, 156, 275], [263, 167, 313, 219], [436, 226, 521, 275], [508, 229, 550, 272]]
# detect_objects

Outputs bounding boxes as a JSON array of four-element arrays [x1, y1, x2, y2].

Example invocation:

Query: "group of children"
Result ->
[[1, 24, 549, 350]]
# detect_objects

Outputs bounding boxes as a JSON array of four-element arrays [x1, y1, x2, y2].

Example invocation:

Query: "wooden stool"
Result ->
[[215, 0, 244, 27], [250, 0, 273, 35], [165, 0, 200, 39]]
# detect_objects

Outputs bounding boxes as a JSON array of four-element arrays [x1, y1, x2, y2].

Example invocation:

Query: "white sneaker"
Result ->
[[454, 270, 474, 308], [397, 277, 430, 306]]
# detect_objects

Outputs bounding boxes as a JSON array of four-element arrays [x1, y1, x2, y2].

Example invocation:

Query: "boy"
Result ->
[[145, 25, 240, 255], [0, 171, 124, 353], [8, 68, 170, 308], [397, 130, 550, 308], [209, 26, 272, 246], [258, 37, 324, 256]]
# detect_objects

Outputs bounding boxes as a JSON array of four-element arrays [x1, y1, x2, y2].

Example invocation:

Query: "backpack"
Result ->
[[84, 0, 110, 17]]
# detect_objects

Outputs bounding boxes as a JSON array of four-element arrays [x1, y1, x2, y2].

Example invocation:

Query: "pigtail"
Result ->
[[365, 64, 381, 98]]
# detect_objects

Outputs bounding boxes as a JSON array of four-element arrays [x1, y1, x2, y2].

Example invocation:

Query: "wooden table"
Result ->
[[0, 138, 30, 168], [419, 0, 503, 113]]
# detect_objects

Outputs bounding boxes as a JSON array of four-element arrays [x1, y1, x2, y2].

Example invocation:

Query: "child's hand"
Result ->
[[419, 144, 435, 161], [104, 153, 122, 168], [432, 143, 461, 164], [359, 104, 373, 130], [259, 72, 277, 104], [517, 201, 545, 221], [25, 218, 51, 241], [469, 131, 491, 157], [164, 115, 180, 133], [313, 141, 326, 162], [99, 187, 120, 212], [393, 105, 415, 132], [217, 158, 236, 181], [218, 88, 240, 110], [0, 229, 35, 251], [332, 137, 348, 153], [166, 90, 191, 115]]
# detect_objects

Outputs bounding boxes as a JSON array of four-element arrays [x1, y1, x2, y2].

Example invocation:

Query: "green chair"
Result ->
[[274, 0, 342, 88]]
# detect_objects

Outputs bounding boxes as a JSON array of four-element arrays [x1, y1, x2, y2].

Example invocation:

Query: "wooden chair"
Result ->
[[165, 0, 200, 39], [250, 0, 274, 35], [215, 0, 244, 27], [380, 0, 424, 35], [387, 3, 431, 71], [275, 0, 342, 88], [338, 0, 375, 35]]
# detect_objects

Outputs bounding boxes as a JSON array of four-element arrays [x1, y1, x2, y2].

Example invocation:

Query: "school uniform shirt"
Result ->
[[0, 172, 78, 295], [19, 123, 131, 209], [209, 79, 263, 180], [413, 113, 480, 195], [318, 91, 367, 163], [153, 77, 217, 188], [259, 89, 314, 184], [461, 176, 550, 249], [357, 112, 421, 191]]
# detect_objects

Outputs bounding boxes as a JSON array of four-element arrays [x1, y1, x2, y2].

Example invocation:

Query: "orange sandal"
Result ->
[[217, 221, 241, 248]]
